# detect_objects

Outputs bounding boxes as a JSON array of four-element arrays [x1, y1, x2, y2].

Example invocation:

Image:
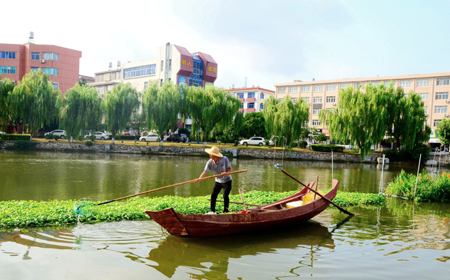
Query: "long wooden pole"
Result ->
[[280, 169, 354, 216], [96, 170, 248, 206]]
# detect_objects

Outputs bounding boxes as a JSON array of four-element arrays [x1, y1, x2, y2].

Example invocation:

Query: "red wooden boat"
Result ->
[[145, 179, 339, 237]]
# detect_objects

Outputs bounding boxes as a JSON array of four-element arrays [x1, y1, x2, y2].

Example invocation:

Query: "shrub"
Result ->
[[13, 140, 37, 149], [234, 140, 239, 146], [53, 135, 59, 141], [117, 135, 136, 140], [89, 135, 96, 141], [311, 144, 344, 152], [385, 170, 450, 202], [1, 134, 32, 141], [298, 140, 307, 148], [85, 141, 93, 147], [45, 133, 54, 140], [0, 139, 3, 145]]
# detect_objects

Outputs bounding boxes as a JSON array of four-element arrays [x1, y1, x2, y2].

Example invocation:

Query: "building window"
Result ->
[[248, 92, 255, 98], [436, 92, 449, 100], [260, 103, 263, 110], [237, 92, 244, 99], [115, 72, 120, 79], [400, 80, 411, 87], [418, 93, 429, 100], [327, 84, 336, 91], [301, 86, 310, 92], [354, 82, 365, 88], [52, 82, 59, 90], [31, 67, 39, 71], [0, 52, 16, 59], [169, 59, 172, 71], [161, 61, 163, 71], [424, 106, 428, 114], [435, 106, 448, 114], [302, 97, 310, 103], [384, 80, 394, 86], [240, 103, 243, 109], [97, 87, 104, 94], [277, 87, 286, 93], [437, 78, 450, 86], [43, 68, 58, 76], [278, 98, 283, 102], [313, 96, 322, 103], [371, 81, 380, 86], [123, 64, 156, 78], [43, 52, 59, 61], [434, 119, 442, 127], [292, 98, 297, 103], [31, 52, 40, 60], [289, 86, 298, 93], [340, 83, 350, 89], [417, 79, 430, 87], [260, 93, 264, 99], [312, 119, 321, 126], [313, 108, 321, 115], [0, 66, 16, 74], [144, 81, 148, 90], [248, 102, 255, 109], [314, 85, 323, 92], [326, 96, 336, 103]]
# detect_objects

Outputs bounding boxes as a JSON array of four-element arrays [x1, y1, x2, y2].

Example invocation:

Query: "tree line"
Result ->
[[1, 71, 433, 159]]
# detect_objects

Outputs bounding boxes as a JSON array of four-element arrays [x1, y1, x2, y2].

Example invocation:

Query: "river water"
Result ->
[[0, 150, 449, 279]]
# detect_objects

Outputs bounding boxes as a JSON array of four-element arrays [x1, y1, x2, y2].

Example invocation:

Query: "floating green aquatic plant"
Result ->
[[0, 191, 386, 229]]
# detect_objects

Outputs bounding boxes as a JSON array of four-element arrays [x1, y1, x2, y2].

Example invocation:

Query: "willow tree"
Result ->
[[320, 84, 389, 160], [7, 70, 59, 138], [142, 82, 181, 140], [185, 86, 241, 141], [0, 76, 15, 131], [58, 84, 103, 142], [102, 82, 140, 144], [385, 87, 429, 151], [263, 96, 309, 149], [437, 119, 450, 146]]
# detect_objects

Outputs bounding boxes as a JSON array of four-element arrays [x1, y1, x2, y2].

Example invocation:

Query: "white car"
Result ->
[[85, 132, 109, 140], [44, 129, 67, 139], [239, 137, 266, 146], [139, 134, 159, 142], [0, 131, 5, 135]]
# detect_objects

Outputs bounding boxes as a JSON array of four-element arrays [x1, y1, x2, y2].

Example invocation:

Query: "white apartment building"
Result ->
[[90, 43, 218, 96], [274, 72, 450, 144], [229, 86, 275, 115]]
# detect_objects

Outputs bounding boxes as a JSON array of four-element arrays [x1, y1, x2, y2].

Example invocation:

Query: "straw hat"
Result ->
[[205, 146, 223, 157]]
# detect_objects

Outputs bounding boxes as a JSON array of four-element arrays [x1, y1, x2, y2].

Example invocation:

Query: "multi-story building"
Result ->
[[229, 86, 275, 115], [0, 35, 82, 94], [90, 43, 217, 96], [274, 72, 450, 143]]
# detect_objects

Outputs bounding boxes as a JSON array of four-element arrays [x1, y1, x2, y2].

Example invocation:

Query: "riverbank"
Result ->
[[0, 191, 385, 229], [0, 140, 383, 163]]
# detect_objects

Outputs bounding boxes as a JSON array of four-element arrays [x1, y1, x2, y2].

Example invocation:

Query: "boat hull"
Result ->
[[145, 179, 339, 237]]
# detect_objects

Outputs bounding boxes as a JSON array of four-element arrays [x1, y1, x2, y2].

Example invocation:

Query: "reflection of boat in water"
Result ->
[[146, 221, 334, 278], [146, 179, 339, 237]]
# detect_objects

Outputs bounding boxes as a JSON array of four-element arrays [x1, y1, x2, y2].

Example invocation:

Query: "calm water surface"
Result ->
[[0, 150, 449, 279]]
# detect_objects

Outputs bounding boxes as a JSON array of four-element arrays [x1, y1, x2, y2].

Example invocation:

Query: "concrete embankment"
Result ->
[[0, 140, 391, 163]]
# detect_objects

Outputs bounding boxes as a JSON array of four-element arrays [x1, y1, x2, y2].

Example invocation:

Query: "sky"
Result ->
[[3, 0, 450, 90]]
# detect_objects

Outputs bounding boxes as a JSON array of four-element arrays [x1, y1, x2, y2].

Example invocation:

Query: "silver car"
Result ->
[[44, 129, 67, 139], [239, 137, 266, 146], [139, 134, 159, 142], [85, 132, 109, 140]]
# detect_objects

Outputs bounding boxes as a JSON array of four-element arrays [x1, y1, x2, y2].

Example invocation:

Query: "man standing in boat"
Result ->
[[194, 146, 232, 214]]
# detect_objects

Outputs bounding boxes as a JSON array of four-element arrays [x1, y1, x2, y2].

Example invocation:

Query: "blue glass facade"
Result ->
[[189, 54, 203, 87]]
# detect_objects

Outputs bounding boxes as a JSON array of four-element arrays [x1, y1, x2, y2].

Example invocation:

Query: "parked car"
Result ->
[[44, 130, 67, 139], [0, 131, 5, 135], [239, 137, 266, 146], [139, 134, 159, 142], [166, 134, 187, 143], [85, 132, 109, 140]]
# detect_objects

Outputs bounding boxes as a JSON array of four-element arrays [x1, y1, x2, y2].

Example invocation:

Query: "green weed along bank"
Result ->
[[0, 191, 385, 229]]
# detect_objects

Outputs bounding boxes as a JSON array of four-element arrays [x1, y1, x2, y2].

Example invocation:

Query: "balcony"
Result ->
[[240, 98, 245, 102], [246, 98, 256, 102], [239, 108, 244, 112], [246, 108, 255, 112]]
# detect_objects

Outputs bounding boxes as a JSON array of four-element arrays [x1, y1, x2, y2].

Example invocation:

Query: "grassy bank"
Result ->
[[0, 191, 385, 229]]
